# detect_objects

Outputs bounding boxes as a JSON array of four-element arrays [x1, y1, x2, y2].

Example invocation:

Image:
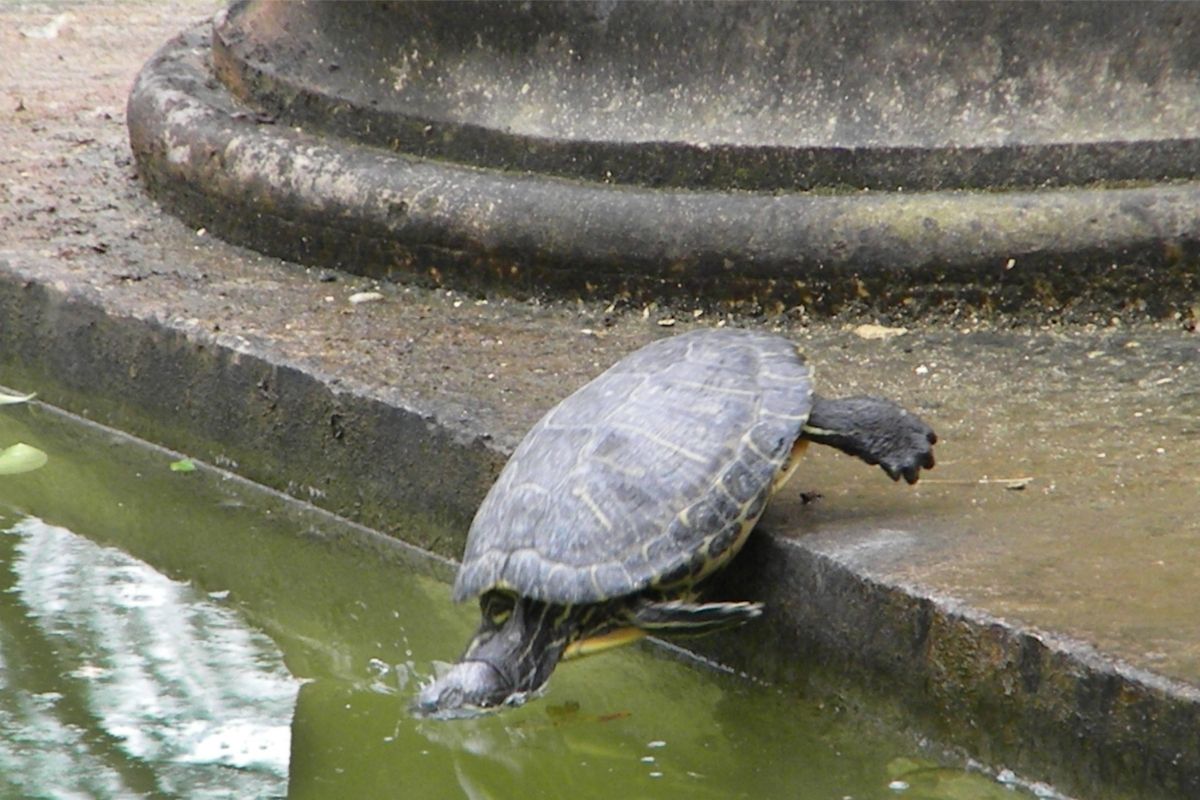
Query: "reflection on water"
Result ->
[[0, 403, 1045, 800], [0, 517, 298, 799]]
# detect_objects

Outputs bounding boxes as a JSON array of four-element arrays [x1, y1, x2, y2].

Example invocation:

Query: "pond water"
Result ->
[[0, 402, 1044, 799]]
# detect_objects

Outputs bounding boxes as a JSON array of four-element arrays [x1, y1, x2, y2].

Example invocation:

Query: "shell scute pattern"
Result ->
[[645, 528, 682, 565], [720, 455, 772, 505], [453, 329, 814, 605], [705, 523, 743, 562], [746, 420, 793, 461], [679, 499, 722, 541]]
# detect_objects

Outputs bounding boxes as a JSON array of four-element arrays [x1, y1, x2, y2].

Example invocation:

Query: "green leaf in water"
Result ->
[[170, 458, 197, 473], [0, 390, 36, 405], [0, 443, 49, 475]]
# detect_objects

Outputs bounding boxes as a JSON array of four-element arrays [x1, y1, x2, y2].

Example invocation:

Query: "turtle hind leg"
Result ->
[[562, 601, 762, 660], [803, 394, 937, 484], [633, 600, 763, 635], [563, 626, 648, 660], [630, 599, 763, 636]]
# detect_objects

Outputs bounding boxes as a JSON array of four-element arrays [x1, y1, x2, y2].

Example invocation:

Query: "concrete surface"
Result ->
[[3, 3, 1200, 798], [125, 2, 1200, 319], [212, 1, 1200, 191]]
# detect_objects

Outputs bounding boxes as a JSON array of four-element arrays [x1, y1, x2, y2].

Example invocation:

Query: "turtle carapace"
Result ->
[[415, 328, 936, 717]]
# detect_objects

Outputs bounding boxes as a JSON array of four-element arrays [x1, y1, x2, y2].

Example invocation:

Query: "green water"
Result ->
[[0, 402, 1042, 800]]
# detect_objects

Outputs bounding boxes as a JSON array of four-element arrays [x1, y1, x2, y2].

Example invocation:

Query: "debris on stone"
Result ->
[[21, 13, 72, 39], [853, 323, 908, 341], [0, 390, 36, 405], [657, 318, 676, 327], [349, 291, 385, 305], [922, 476, 1033, 490]]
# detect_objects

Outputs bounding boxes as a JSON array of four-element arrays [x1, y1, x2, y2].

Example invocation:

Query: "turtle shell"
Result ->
[[452, 328, 813, 605]]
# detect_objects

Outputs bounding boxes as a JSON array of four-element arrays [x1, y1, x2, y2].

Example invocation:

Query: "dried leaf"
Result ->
[[0, 390, 36, 405]]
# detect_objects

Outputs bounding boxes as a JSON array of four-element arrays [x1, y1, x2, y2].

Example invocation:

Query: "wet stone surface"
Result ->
[[762, 327, 1200, 685]]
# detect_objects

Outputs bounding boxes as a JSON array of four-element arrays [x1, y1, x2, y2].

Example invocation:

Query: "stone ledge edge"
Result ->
[[0, 262, 1196, 800]]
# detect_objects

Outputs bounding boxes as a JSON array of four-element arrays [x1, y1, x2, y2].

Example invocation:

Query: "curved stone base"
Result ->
[[129, 18, 1200, 318]]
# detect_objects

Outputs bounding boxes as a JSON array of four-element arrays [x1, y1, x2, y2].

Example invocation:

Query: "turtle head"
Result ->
[[413, 592, 572, 718]]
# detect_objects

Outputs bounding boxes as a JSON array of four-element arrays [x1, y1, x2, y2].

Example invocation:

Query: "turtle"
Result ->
[[415, 328, 936, 717]]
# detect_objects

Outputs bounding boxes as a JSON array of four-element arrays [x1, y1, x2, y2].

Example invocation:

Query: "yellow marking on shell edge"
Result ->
[[589, 568, 605, 598], [714, 482, 739, 503], [743, 435, 770, 461], [691, 440, 809, 583], [694, 515, 758, 581], [563, 627, 648, 660]]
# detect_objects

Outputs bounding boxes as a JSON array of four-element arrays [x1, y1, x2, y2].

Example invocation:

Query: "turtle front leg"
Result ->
[[803, 395, 937, 484]]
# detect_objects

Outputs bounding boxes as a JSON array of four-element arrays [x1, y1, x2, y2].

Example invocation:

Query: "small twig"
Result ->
[[921, 476, 1034, 490]]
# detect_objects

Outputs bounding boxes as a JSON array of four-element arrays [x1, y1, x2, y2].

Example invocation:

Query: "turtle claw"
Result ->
[[880, 417, 937, 484], [878, 417, 940, 484], [805, 395, 938, 484]]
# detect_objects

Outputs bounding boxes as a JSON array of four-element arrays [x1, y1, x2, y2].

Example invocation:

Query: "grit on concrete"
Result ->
[[3, 3, 1200, 795]]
